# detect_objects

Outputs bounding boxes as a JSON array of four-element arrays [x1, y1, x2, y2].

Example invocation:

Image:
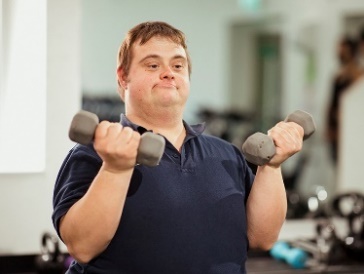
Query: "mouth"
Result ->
[[154, 82, 176, 89]]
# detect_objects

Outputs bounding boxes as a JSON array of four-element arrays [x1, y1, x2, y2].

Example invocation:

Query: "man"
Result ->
[[52, 21, 304, 274]]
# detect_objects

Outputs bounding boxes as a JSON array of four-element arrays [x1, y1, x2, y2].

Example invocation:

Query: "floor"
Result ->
[[246, 256, 364, 274], [2, 253, 364, 274]]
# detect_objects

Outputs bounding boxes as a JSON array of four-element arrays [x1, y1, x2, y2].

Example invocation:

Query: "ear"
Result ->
[[116, 67, 128, 101], [117, 66, 128, 89]]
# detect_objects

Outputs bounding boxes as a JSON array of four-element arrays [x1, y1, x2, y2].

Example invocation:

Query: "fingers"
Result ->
[[266, 121, 304, 167], [268, 122, 303, 148], [96, 122, 141, 146], [93, 121, 141, 172]]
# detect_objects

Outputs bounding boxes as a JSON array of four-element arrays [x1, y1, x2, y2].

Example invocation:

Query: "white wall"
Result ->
[[0, 0, 81, 254], [339, 77, 364, 193], [0, 0, 46, 173], [0, 0, 3, 98]]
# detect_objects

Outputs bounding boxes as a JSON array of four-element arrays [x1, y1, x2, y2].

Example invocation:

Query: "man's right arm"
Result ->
[[59, 122, 141, 264]]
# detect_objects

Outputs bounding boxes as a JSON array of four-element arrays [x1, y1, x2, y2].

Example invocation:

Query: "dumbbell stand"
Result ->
[[292, 238, 332, 270]]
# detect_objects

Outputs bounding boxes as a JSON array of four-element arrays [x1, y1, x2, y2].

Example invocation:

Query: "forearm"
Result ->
[[60, 165, 133, 263], [246, 165, 287, 250]]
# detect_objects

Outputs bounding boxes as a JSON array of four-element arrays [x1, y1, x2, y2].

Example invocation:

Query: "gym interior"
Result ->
[[1, 0, 364, 273]]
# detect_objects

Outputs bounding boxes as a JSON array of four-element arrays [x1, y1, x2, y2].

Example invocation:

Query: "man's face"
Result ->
[[119, 36, 190, 115]]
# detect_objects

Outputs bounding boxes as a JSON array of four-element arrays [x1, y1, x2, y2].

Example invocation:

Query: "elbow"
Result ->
[[61, 231, 100, 264], [63, 234, 111, 264], [248, 234, 278, 251], [67, 243, 94, 264], [59, 216, 104, 264], [249, 241, 275, 251], [254, 240, 276, 251]]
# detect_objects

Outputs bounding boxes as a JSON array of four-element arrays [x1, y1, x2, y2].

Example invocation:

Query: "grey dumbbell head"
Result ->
[[137, 132, 166, 167], [285, 110, 316, 139], [242, 110, 316, 166], [241, 132, 276, 166], [69, 110, 99, 145], [68, 110, 166, 166]]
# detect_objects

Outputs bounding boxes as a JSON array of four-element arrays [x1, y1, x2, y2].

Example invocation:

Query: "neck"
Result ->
[[127, 108, 183, 129], [126, 108, 186, 151]]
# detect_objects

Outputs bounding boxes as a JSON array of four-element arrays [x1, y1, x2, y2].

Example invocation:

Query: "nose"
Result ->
[[160, 66, 175, 80]]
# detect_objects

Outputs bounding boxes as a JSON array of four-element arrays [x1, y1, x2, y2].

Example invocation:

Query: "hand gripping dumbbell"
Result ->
[[68, 110, 165, 167], [242, 110, 316, 166], [270, 241, 309, 269]]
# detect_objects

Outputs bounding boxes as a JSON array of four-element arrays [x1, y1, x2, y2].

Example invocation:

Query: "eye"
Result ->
[[145, 62, 159, 70], [173, 63, 184, 71], [149, 64, 159, 69]]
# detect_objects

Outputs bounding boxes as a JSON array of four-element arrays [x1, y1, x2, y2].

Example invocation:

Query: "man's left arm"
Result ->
[[246, 121, 304, 250]]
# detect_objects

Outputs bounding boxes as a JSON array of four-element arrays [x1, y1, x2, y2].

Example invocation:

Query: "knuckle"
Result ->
[[99, 120, 109, 126], [132, 131, 141, 141], [99, 120, 111, 129], [123, 126, 133, 133], [110, 122, 122, 130]]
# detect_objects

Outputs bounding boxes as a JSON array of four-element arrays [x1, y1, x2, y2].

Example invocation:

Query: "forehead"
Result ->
[[132, 37, 187, 59]]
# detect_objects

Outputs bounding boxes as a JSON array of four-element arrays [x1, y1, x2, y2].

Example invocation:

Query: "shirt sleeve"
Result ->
[[52, 144, 102, 240], [232, 145, 255, 204]]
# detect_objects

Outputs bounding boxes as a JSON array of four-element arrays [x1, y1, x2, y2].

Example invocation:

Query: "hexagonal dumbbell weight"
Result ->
[[242, 110, 316, 166], [68, 110, 165, 167]]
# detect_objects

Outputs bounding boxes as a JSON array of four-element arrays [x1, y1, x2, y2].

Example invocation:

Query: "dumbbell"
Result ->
[[270, 241, 309, 269], [69, 110, 165, 167], [242, 110, 316, 166], [332, 192, 364, 260]]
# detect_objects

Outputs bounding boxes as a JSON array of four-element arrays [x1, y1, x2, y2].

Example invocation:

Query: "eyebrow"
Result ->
[[138, 54, 187, 64]]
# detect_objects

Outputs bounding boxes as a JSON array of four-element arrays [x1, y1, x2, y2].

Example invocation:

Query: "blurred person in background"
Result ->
[[326, 36, 363, 165]]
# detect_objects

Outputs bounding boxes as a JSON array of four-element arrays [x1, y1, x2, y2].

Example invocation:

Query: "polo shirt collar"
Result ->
[[119, 113, 205, 137]]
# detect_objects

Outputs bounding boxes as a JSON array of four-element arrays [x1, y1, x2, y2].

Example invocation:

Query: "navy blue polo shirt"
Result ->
[[52, 114, 255, 274]]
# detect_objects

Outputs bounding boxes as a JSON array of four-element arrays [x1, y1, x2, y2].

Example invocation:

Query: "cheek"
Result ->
[[130, 74, 154, 92], [179, 76, 190, 91]]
